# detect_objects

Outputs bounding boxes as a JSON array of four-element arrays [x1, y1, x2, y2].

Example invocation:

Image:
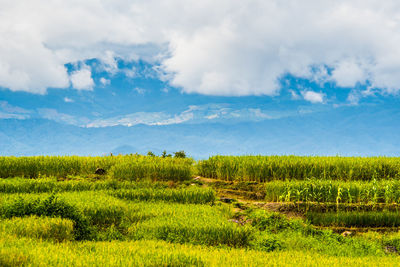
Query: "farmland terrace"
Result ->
[[1, 155, 400, 266]]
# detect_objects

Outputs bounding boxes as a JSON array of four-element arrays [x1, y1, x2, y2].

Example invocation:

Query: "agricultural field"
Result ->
[[1, 155, 400, 266]]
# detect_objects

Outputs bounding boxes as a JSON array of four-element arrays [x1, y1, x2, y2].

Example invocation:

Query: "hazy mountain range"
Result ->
[[1, 105, 399, 159]]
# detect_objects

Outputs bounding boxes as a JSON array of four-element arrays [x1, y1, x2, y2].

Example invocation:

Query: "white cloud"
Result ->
[[85, 103, 303, 128], [70, 65, 94, 90], [100, 77, 110, 86], [205, 114, 219, 120], [122, 67, 137, 78], [289, 90, 301, 100], [3, 1, 400, 96], [302, 91, 326, 104], [99, 50, 118, 74], [86, 112, 176, 127], [64, 97, 74, 103], [36, 108, 90, 125], [331, 60, 367, 87], [37, 108, 78, 125], [133, 87, 146, 94], [0, 101, 31, 119]]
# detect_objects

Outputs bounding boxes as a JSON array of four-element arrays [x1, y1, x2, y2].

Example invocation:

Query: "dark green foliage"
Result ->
[[0, 195, 92, 240], [249, 211, 293, 232], [246, 209, 384, 256], [174, 151, 186, 158], [161, 150, 172, 158], [255, 235, 283, 252], [307, 211, 400, 227]]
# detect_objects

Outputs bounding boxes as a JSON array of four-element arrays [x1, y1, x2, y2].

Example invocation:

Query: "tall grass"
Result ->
[[0, 156, 119, 178], [1, 238, 398, 267], [198, 155, 400, 181], [0, 155, 194, 182], [307, 211, 400, 227], [0, 177, 168, 194], [110, 187, 216, 204], [128, 202, 252, 247], [0, 191, 246, 246], [0, 195, 91, 240], [0, 215, 74, 242], [264, 179, 400, 204], [109, 156, 193, 181]]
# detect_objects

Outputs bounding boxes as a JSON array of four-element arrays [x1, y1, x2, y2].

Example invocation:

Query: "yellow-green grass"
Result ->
[[0, 178, 214, 203], [0, 155, 194, 181], [109, 156, 193, 181], [110, 187, 216, 204], [0, 215, 74, 242], [0, 177, 167, 193], [198, 155, 400, 181], [0, 191, 250, 246], [0, 237, 399, 267]]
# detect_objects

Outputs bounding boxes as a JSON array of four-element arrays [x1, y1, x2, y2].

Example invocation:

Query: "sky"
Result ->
[[1, 0, 400, 157]]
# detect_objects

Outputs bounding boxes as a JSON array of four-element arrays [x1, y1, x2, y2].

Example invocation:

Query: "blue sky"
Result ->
[[0, 58, 389, 128], [1, 1, 400, 157]]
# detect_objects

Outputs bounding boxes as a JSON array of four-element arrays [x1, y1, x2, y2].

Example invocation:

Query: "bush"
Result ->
[[0, 195, 92, 240]]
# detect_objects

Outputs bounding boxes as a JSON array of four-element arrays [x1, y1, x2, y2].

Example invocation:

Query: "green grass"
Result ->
[[110, 187, 216, 204], [264, 179, 400, 204], [198, 155, 400, 181], [0, 177, 170, 193], [2, 155, 400, 265], [307, 211, 400, 227], [1, 237, 399, 267], [0, 155, 194, 181], [0, 215, 74, 242], [109, 156, 193, 181]]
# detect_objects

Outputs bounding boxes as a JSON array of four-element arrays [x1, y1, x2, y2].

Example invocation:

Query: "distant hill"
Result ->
[[1, 105, 400, 158]]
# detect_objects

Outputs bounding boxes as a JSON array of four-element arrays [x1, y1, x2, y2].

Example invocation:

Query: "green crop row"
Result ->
[[110, 187, 216, 204], [0, 177, 170, 193], [5, 155, 400, 182], [264, 179, 400, 204], [307, 211, 400, 228], [198, 155, 400, 181], [0, 155, 194, 181]]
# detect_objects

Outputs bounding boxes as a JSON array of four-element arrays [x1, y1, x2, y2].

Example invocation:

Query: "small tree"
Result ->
[[161, 150, 172, 158], [174, 150, 186, 158], [147, 151, 155, 157]]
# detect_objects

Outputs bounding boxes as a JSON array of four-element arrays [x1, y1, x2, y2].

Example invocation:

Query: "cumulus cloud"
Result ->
[[2, 1, 400, 96], [302, 91, 326, 104], [70, 65, 94, 90], [331, 60, 368, 87]]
